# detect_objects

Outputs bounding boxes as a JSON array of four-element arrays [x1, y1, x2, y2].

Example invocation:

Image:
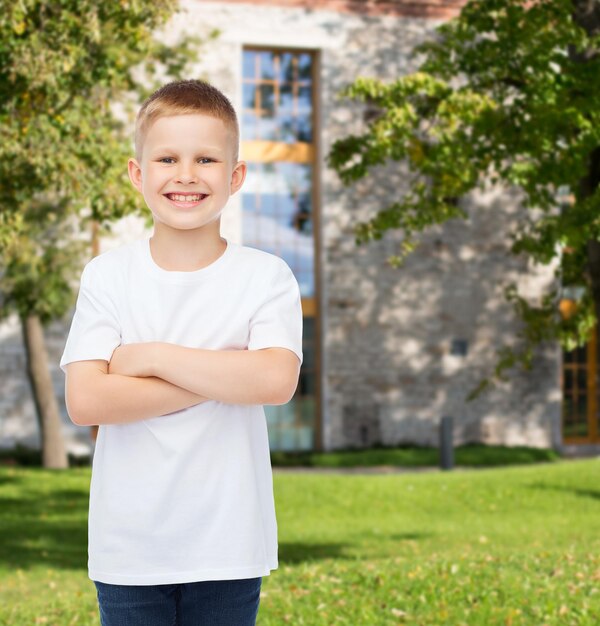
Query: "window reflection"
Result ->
[[241, 162, 314, 298]]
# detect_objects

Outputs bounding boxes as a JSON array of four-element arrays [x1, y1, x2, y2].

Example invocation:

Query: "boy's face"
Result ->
[[128, 113, 246, 236]]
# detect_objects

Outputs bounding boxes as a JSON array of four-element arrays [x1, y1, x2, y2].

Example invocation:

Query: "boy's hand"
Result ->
[[109, 343, 159, 378]]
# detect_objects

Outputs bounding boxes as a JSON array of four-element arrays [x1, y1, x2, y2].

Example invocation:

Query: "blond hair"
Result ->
[[134, 79, 240, 160]]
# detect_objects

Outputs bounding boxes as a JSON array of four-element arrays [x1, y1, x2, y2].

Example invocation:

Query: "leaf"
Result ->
[[12, 21, 26, 35]]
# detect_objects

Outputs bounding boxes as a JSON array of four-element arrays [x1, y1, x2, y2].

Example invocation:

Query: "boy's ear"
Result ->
[[128, 158, 143, 193], [230, 160, 247, 195]]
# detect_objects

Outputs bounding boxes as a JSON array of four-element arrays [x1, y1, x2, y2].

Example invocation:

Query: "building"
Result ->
[[0, 0, 595, 456]]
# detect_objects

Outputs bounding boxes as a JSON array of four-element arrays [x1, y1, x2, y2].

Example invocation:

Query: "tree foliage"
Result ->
[[0, 0, 208, 320], [0, 0, 209, 467], [328, 0, 600, 397]]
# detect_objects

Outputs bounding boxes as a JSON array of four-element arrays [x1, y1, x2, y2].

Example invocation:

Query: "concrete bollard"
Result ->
[[440, 416, 454, 471]]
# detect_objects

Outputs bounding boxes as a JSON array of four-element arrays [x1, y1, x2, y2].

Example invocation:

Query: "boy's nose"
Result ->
[[175, 165, 198, 184]]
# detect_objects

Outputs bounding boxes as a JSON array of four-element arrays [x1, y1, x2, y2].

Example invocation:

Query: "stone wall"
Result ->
[[323, 184, 561, 450], [0, 0, 561, 454]]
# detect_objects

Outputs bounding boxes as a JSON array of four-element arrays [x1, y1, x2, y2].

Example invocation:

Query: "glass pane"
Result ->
[[298, 251, 312, 272], [259, 51, 276, 80], [279, 429, 298, 451], [297, 53, 312, 81], [563, 395, 588, 438], [297, 194, 312, 232], [563, 421, 588, 438], [259, 84, 275, 116], [564, 350, 574, 364], [297, 114, 312, 142], [242, 113, 258, 141], [277, 116, 297, 143], [243, 52, 258, 79], [241, 213, 258, 241], [279, 52, 294, 82], [577, 395, 588, 421], [303, 316, 314, 335], [279, 88, 294, 111], [298, 274, 313, 298], [298, 85, 312, 110], [243, 83, 257, 110], [298, 167, 312, 193], [280, 248, 297, 272], [296, 427, 313, 449], [259, 194, 278, 217], [258, 117, 278, 141], [562, 396, 573, 420], [297, 367, 309, 395], [242, 193, 256, 212], [307, 373, 318, 395], [276, 197, 297, 227], [577, 369, 587, 391], [265, 405, 281, 427], [564, 369, 573, 391], [280, 403, 295, 425], [300, 397, 316, 425]]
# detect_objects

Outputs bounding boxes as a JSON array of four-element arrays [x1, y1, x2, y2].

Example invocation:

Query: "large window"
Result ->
[[241, 48, 319, 451], [560, 299, 599, 442]]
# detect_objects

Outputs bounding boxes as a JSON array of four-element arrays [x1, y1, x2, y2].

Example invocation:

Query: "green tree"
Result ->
[[328, 0, 600, 399], [0, 1, 206, 468]]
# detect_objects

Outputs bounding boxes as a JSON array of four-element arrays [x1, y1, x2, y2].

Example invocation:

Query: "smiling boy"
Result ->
[[60, 80, 303, 626]]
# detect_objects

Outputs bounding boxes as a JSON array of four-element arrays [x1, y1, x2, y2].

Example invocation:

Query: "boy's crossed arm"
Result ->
[[65, 359, 209, 426], [65, 344, 300, 426], [109, 343, 300, 406]]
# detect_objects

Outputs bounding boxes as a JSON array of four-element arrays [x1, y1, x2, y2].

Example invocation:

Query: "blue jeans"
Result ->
[[93, 577, 262, 626]]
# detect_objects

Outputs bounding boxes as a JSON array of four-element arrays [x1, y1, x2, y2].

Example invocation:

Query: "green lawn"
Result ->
[[270, 444, 559, 468], [0, 460, 599, 625]]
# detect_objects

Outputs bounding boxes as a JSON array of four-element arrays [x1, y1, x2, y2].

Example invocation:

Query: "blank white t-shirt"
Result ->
[[60, 237, 303, 585]]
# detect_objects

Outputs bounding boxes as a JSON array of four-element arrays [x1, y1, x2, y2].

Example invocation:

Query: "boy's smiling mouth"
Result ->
[[164, 193, 208, 202], [163, 192, 209, 208]]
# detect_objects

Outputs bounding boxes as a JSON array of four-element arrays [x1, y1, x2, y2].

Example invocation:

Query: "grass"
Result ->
[[270, 444, 560, 468], [0, 460, 599, 625]]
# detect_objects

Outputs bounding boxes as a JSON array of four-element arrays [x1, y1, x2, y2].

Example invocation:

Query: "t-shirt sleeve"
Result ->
[[247, 258, 303, 366], [59, 261, 122, 373]]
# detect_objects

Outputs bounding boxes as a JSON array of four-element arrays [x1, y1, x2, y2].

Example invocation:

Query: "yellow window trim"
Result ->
[[301, 298, 316, 317], [241, 140, 314, 163]]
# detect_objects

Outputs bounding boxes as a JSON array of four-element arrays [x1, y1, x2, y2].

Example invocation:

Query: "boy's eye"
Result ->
[[157, 157, 214, 164]]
